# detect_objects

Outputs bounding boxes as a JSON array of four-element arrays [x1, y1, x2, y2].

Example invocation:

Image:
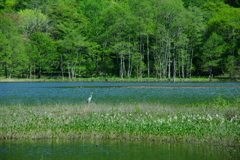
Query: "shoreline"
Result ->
[[0, 77, 239, 83]]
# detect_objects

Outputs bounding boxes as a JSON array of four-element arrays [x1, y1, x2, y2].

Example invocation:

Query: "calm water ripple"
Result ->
[[1, 83, 240, 160], [0, 140, 239, 160]]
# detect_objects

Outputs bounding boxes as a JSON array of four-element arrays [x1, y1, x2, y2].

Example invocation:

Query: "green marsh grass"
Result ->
[[0, 100, 239, 145], [1, 76, 238, 82]]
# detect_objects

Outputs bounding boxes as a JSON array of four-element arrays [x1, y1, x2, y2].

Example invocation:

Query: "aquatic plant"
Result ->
[[0, 76, 235, 83], [0, 100, 239, 145]]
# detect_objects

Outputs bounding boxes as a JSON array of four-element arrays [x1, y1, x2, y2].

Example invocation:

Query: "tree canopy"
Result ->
[[0, 0, 239, 79]]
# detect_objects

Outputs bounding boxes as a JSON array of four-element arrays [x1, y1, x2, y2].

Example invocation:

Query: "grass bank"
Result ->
[[0, 100, 239, 146], [0, 76, 238, 82]]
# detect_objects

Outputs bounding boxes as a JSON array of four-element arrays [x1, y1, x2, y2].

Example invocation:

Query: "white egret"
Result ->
[[86, 92, 93, 103]]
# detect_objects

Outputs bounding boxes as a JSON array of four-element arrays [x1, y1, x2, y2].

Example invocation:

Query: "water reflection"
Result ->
[[0, 140, 239, 160]]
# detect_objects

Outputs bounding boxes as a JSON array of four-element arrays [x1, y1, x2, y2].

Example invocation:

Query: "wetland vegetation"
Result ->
[[0, 76, 239, 83], [0, 82, 239, 160], [1, 0, 240, 158], [1, 98, 239, 146], [1, 81, 239, 146]]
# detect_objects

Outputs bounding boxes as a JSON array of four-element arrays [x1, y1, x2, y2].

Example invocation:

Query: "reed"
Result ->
[[0, 100, 239, 145], [0, 76, 237, 82]]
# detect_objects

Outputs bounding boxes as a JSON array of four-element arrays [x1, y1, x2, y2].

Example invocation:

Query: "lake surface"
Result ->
[[1, 140, 239, 160], [0, 82, 239, 106], [1, 82, 240, 160]]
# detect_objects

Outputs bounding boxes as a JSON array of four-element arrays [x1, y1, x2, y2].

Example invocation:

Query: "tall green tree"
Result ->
[[153, 0, 187, 80], [29, 32, 56, 78], [184, 7, 205, 78], [19, 8, 49, 34], [0, 16, 28, 78], [201, 32, 224, 81], [208, 4, 240, 78], [1, 0, 239, 79], [48, 1, 90, 79]]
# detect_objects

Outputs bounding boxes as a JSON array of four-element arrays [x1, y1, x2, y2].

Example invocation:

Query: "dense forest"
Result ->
[[0, 0, 240, 80]]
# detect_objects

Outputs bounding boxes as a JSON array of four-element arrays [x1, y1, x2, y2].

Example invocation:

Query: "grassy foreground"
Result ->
[[0, 101, 239, 145]]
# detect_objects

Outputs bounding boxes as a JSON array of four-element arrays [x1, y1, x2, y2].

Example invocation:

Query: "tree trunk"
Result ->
[[182, 50, 185, 78], [67, 62, 71, 79], [167, 36, 171, 81], [209, 66, 213, 82], [38, 65, 41, 79], [173, 53, 176, 82], [147, 35, 150, 77], [120, 56, 123, 78], [29, 65, 32, 80], [128, 36, 131, 78]]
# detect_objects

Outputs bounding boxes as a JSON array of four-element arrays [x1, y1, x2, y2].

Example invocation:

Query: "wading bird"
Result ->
[[86, 92, 93, 103]]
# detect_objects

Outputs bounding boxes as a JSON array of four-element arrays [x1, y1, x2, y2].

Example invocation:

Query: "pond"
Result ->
[[1, 140, 239, 160], [1, 82, 240, 160], [0, 82, 239, 106]]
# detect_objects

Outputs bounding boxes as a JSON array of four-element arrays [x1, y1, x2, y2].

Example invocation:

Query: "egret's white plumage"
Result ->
[[86, 92, 93, 103]]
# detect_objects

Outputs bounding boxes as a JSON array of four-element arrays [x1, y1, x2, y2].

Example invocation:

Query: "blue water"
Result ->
[[1, 82, 240, 160], [0, 82, 239, 106]]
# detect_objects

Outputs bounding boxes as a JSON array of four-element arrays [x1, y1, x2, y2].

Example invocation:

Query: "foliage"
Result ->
[[201, 32, 224, 80], [0, 0, 240, 79], [19, 8, 49, 34], [182, 0, 225, 8], [0, 101, 239, 145], [0, 15, 28, 78]]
